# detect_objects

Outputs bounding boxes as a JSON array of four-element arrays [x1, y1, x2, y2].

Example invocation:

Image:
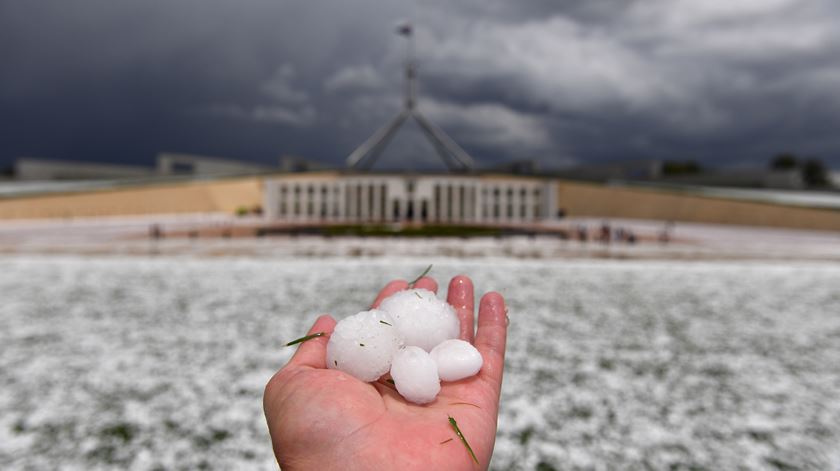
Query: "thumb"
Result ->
[[287, 315, 337, 369]]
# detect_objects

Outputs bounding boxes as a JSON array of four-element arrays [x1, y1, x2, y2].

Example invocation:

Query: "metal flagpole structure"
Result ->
[[346, 23, 476, 172]]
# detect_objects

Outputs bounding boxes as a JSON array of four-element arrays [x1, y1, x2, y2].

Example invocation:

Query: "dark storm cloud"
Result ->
[[1, 0, 839, 170]]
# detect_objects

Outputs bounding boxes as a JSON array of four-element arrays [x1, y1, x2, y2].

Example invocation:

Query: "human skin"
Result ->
[[264, 275, 508, 471]]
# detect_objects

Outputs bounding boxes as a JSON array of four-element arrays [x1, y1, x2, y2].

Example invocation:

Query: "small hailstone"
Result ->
[[390, 346, 441, 404], [326, 309, 403, 382], [378, 289, 459, 352], [430, 339, 483, 382]]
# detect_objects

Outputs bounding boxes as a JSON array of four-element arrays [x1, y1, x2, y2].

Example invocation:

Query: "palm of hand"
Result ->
[[264, 276, 508, 471]]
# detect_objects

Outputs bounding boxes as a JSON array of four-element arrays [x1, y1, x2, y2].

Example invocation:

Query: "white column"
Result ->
[[335, 185, 342, 220], [374, 183, 382, 221], [463, 184, 470, 221], [441, 183, 450, 222], [512, 187, 518, 221], [346, 183, 355, 221], [498, 186, 505, 221], [524, 185, 533, 220], [474, 183, 484, 222], [377, 182, 385, 221], [443, 183, 455, 222], [360, 183, 368, 221], [478, 183, 490, 222], [265, 182, 276, 219], [510, 186, 519, 221], [452, 183, 461, 222], [381, 182, 389, 221], [430, 184, 438, 222], [353, 183, 359, 221], [313, 184, 322, 220], [544, 181, 557, 221], [370, 183, 378, 221], [293, 185, 301, 221], [330, 185, 336, 221], [295, 185, 304, 221], [305, 184, 313, 221], [499, 186, 505, 221], [279, 185, 288, 220]]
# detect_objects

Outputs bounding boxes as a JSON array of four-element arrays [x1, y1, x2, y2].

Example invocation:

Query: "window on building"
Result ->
[[533, 188, 541, 219], [355, 185, 362, 219], [307, 185, 314, 216], [406, 200, 415, 220], [434, 185, 441, 221], [279, 186, 287, 216], [332, 185, 340, 218], [392, 199, 401, 221], [493, 187, 500, 219], [368, 184, 375, 221], [506, 188, 514, 219], [344, 185, 352, 218], [171, 162, 194, 174]]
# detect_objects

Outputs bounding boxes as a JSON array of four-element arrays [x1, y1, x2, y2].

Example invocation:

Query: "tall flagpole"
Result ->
[[345, 22, 475, 172]]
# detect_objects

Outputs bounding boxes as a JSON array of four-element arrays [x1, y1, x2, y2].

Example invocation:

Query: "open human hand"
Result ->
[[263, 275, 508, 471]]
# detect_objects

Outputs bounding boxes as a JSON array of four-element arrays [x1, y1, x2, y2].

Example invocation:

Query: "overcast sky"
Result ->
[[2, 0, 840, 171]]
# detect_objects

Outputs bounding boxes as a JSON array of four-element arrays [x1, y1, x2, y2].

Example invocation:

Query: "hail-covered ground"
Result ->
[[1, 254, 839, 470]]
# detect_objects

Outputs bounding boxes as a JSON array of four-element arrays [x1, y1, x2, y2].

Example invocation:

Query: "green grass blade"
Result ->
[[408, 264, 433, 288], [284, 332, 325, 346], [448, 415, 479, 465]]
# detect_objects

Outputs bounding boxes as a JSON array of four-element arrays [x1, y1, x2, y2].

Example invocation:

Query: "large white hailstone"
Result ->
[[390, 346, 441, 404], [378, 289, 459, 352], [430, 339, 483, 382], [326, 309, 403, 382]]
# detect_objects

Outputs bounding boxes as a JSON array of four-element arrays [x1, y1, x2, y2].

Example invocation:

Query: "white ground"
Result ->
[[1, 255, 839, 470]]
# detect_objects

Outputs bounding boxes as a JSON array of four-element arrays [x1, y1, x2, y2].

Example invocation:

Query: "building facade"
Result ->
[[263, 173, 557, 224]]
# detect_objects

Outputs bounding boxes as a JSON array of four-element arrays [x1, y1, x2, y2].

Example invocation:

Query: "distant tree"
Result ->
[[801, 158, 829, 187], [662, 160, 702, 175], [770, 153, 799, 170], [769, 153, 830, 187]]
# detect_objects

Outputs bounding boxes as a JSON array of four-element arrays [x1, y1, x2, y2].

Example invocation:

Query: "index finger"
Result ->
[[446, 275, 475, 343], [370, 277, 438, 308], [370, 280, 408, 308]]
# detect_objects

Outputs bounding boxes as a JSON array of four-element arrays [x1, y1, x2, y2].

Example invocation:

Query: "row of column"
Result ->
[[480, 185, 543, 221], [269, 179, 547, 223]]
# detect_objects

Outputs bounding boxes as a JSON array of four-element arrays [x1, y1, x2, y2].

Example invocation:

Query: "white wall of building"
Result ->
[[263, 174, 557, 224], [157, 153, 273, 177], [14, 158, 153, 181]]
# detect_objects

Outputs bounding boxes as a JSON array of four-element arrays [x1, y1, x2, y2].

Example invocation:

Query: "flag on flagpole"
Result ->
[[397, 22, 413, 36]]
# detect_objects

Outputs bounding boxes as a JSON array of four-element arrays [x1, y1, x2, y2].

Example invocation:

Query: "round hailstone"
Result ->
[[429, 339, 483, 382], [326, 309, 403, 382], [390, 346, 440, 404], [378, 289, 459, 352]]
